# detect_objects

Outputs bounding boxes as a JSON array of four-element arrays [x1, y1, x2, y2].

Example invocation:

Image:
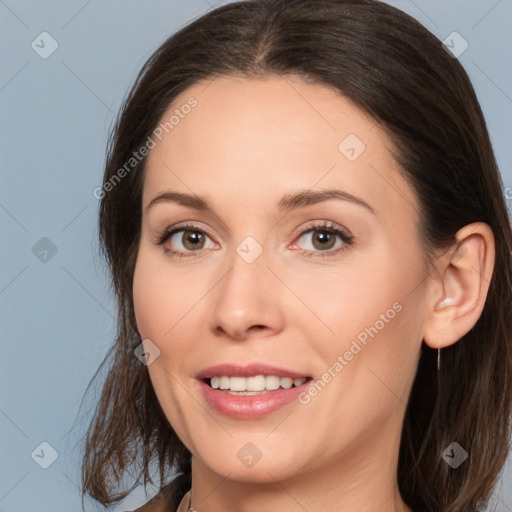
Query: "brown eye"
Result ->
[[157, 222, 218, 257], [177, 230, 206, 251], [167, 228, 215, 252], [292, 221, 354, 259], [309, 230, 337, 251]]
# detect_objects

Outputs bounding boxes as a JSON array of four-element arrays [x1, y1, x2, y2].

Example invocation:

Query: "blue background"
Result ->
[[1, 1, 511, 510]]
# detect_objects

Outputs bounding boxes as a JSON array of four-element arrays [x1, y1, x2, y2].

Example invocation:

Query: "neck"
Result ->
[[188, 426, 412, 512]]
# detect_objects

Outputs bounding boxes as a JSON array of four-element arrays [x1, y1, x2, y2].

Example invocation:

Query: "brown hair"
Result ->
[[81, 1, 512, 511]]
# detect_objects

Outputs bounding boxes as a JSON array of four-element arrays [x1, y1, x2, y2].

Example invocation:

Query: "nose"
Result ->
[[209, 245, 285, 341]]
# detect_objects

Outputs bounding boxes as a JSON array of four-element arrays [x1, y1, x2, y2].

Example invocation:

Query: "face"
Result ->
[[133, 75, 431, 485]]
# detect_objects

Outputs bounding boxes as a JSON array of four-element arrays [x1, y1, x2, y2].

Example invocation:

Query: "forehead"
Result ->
[[142, 75, 417, 226]]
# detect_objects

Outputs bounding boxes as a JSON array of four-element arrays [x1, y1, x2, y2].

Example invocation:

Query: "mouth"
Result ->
[[196, 363, 314, 418]]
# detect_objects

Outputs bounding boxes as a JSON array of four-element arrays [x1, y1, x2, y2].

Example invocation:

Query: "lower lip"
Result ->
[[197, 379, 311, 419]]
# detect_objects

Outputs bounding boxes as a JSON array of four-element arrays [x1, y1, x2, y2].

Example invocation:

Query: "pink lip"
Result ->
[[197, 379, 312, 419], [195, 363, 312, 419], [196, 363, 309, 380]]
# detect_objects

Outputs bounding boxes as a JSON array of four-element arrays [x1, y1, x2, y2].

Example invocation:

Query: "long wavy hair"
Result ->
[[80, 1, 512, 511]]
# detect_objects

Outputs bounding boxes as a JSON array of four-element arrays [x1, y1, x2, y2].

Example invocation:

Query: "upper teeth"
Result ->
[[210, 375, 307, 392]]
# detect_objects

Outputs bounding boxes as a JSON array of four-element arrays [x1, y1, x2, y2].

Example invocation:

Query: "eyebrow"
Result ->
[[145, 188, 376, 216]]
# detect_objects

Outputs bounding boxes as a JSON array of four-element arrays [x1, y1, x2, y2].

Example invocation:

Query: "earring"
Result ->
[[436, 297, 452, 371]]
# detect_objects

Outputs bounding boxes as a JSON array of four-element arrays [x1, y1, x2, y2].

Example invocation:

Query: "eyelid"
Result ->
[[154, 221, 216, 245], [290, 220, 353, 244]]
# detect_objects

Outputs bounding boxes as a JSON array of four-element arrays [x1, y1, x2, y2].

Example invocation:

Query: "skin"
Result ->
[[132, 75, 495, 512]]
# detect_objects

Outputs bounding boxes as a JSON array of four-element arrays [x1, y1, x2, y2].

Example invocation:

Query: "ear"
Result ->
[[423, 222, 495, 349]]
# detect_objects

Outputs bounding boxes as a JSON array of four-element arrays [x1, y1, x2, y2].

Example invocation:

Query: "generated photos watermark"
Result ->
[[93, 97, 198, 200], [298, 301, 403, 405]]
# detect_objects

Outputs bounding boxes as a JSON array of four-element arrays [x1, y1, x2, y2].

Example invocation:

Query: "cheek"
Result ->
[[132, 253, 193, 433], [290, 252, 416, 347], [298, 247, 425, 395], [132, 250, 173, 341], [132, 248, 207, 373]]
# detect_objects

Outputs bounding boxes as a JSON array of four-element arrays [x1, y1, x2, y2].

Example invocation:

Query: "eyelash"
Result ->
[[155, 221, 354, 259]]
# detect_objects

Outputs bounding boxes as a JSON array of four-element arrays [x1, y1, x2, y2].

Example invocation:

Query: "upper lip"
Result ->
[[196, 363, 310, 380]]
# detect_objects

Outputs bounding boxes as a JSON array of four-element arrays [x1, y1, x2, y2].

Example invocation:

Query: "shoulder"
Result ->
[[130, 486, 191, 512], [131, 488, 173, 512]]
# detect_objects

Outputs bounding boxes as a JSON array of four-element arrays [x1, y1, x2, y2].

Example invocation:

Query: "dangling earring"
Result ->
[[436, 296, 453, 372]]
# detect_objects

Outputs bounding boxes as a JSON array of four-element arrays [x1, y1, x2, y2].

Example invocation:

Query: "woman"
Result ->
[[81, 1, 512, 511]]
